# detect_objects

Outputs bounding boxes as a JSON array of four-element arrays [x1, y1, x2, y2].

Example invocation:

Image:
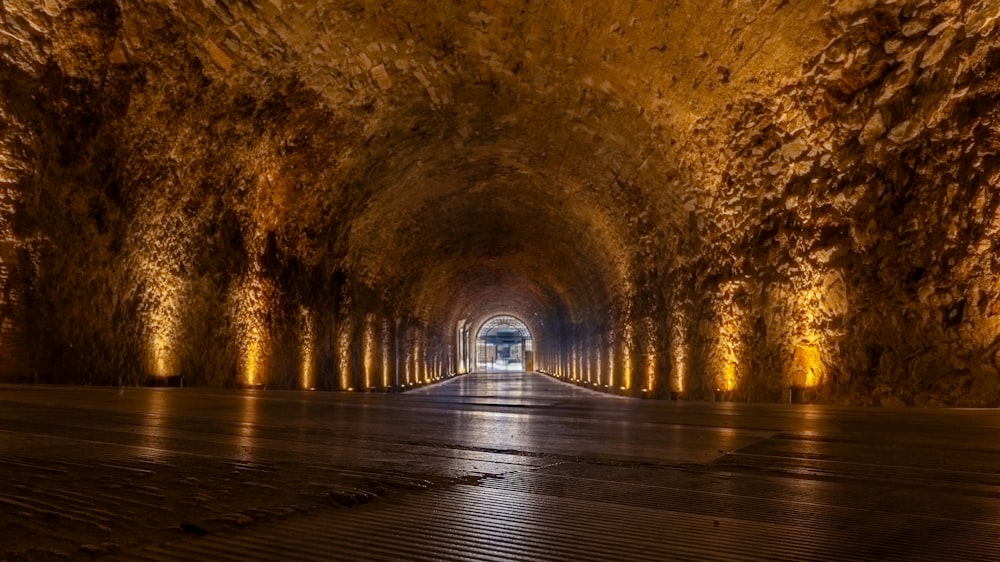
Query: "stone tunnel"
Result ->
[[2, 0, 1000, 407]]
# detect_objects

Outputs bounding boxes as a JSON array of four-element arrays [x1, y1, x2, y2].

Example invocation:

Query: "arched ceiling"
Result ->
[[6, 0, 1000, 403], [93, 0, 830, 329]]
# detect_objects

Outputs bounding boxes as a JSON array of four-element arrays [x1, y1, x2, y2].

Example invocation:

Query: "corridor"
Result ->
[[3, 374, 1000, 560]]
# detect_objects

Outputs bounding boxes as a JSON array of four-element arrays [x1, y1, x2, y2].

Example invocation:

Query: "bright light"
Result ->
[[338, 318, 353, 390], [299, 306, 314, 390], [621, 322, 634, 391], [413, 336, 423, 384], [233, 273, 271, 387], [607, 341, 616, 388], [586, 347, 593, 384], [713, 281, 746, 395], [136, 255, 185, 378], [362, 313, 376, 390], [245, 335, 260, 387], [722, 362, 737, 392], [792, 344, 823, 388], [643, 316, 659, 393], [381, 318, 391, 388], [595, 346, 603, 386], [670, 311, 687, 394]]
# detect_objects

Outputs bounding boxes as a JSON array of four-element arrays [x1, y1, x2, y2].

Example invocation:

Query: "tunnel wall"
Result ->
[[2, 1, 1000, 405], [542, 1, 1000, 406]]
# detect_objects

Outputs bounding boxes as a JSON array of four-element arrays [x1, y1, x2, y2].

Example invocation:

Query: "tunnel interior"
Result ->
[[473, 315, 533, 373], [2, 0, 1000, 405]]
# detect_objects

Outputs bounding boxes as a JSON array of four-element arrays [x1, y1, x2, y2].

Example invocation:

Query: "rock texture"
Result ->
[[1, 0, 998, 405]]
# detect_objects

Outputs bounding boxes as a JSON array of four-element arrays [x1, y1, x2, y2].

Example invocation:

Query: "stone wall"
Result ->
[[1, 0, 999, 405]]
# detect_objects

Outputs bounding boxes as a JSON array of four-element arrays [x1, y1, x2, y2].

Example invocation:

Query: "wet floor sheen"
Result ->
[[2, 373, 1000, 561]]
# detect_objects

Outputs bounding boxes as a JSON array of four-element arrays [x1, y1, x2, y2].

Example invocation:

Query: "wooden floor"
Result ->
[[2, 374, 1000, 561]]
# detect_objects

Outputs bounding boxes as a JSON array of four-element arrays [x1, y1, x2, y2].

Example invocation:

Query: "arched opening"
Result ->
[[474, 315, 534, 373]]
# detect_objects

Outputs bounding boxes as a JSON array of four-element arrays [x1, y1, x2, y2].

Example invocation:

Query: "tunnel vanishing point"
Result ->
[[1, 0, 999, 406]]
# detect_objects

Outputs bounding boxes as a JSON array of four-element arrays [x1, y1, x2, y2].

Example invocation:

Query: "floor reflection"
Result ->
[[235, 392, 259, 462], [135, 388, 173, 462]]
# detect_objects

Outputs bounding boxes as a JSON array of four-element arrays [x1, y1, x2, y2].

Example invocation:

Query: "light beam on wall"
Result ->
[[363, 313, 376, 390], [792, 343, 823, 388], [234, 274, 270, 388], [670, 311, 688, 394], [136, 252, 185, 379], [606, 329, 616, 388], [714, 281, 747, 395], [643, 317, 657, 392], [381, 318, 391, 388], [338, 317, 353, 390], [299, 306, 314, 390], [621, 322, 634, 391]]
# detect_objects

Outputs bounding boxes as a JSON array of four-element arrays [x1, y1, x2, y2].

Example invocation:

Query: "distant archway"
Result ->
[[474, 315, 533, 373]]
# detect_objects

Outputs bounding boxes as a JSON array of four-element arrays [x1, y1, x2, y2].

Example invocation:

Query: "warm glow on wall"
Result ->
[[414, 337, 425, 383], [595, 346, 604, 386], [607, 331, 616, 387], [768, 266, 844, 391], [299, 306, 314, 390], [713, 281, 747, 395], [233, 274, 271, 387], [244, 335, 261, 386], [337, 318, 353, 390], [381, 318, 392, 388], [621, 322, 634, 390], [643, 317, 657, 392], [404, 346, 412, 385], [147, 288, 180, 378], [670, 311, 688, 393], [362, 313, 376, 389], [136, 253, 185, 378], [792, 343, 823, 388], [721, 361, 737, 392]]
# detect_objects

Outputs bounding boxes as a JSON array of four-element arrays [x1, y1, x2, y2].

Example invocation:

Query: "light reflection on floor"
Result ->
[[3, 375, 1000, 561]]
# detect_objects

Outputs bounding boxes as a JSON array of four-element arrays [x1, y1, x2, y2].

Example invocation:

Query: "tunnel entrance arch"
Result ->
[[474, 316, 533, 373]]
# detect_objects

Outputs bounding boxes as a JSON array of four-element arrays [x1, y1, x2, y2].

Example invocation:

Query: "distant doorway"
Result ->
[[474, 316, 533, 373]]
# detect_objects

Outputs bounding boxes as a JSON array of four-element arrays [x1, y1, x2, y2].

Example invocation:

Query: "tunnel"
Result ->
[[1, 0, 1000, 407], [473, 315, 533, 373], [6, 2, 1000, 560]]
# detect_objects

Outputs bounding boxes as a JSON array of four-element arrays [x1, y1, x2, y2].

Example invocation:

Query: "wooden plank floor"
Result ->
[[2, 374, 1000, 561]]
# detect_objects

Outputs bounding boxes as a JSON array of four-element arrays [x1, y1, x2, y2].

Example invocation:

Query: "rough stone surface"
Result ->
[[0, 0, 999, 405]]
